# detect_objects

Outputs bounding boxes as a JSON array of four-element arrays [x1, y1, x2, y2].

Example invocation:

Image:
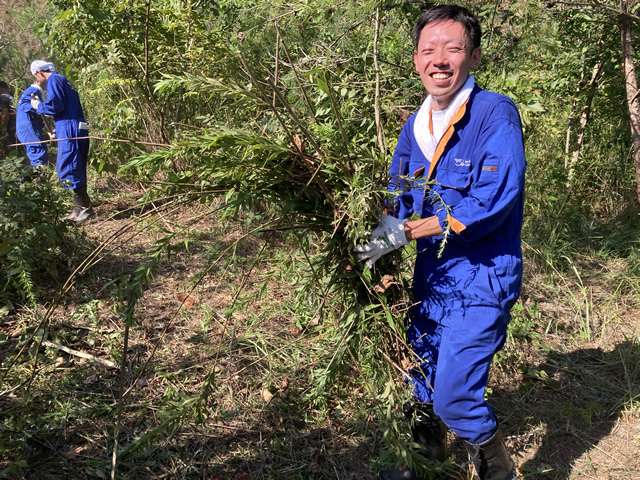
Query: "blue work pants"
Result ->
[[406, 302, 510, 445]]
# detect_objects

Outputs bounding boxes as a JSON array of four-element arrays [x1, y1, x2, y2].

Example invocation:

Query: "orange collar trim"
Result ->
[[427, 98, 470, 178]]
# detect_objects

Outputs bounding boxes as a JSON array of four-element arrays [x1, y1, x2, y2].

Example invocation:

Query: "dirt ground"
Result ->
[[1, 177, 639, 479]]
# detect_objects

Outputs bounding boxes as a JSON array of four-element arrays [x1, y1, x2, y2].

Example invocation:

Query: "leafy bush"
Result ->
[[0, 157, 73, 308]]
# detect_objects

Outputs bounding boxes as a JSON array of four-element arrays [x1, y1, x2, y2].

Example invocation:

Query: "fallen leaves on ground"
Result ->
[[175, 292, 196, 308]]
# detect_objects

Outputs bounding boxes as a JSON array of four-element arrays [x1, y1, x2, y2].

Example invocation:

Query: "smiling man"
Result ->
[[355, 5, 525, 480]]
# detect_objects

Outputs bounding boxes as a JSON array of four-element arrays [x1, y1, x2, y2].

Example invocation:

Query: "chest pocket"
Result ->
[[435, 163, 472, 190]]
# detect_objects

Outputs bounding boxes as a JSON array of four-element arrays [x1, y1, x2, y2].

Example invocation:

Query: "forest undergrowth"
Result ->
[[1, 173, 639, 480]]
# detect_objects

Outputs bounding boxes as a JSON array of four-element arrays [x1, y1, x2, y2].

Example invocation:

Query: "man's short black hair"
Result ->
[[0, 81, 8, 90], [413, 4, 482, 50]]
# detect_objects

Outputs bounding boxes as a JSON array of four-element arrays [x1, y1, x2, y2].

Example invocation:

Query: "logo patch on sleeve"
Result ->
[[482, 165, 498, 172]]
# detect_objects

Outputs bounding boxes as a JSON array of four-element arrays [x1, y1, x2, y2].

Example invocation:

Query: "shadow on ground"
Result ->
[[492, 340, 640, 479]]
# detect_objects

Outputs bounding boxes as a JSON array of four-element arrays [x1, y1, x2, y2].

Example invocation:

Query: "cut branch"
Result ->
[[42, 340, 117, 369]]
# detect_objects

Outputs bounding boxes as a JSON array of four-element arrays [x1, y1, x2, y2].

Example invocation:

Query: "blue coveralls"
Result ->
[[33, 72, 89, 189], [389, 85, 526, 445], [17, 86, 48, 168]]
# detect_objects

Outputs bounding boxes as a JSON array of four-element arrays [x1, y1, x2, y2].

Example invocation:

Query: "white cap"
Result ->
[[31, 60, 56, 75]]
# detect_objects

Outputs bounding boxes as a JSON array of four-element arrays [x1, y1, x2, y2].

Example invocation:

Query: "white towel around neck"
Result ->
[[31, 83, 45, 99], [413, 75, 475, 164]]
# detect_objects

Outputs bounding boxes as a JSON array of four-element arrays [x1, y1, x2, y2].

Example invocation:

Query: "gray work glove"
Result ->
[[30, 98, 41, 110], [354, 214, 409, 268]]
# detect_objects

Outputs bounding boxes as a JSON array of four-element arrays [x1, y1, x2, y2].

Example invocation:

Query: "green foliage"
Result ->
[[108, 2, 426, 468], [42, 0, 234, 171], [474, 0, 636, 226], [0, 2, 50, 84], [0, 159, 72, 307], [507, 301, 542, 347], [110, 0, 640, 472]]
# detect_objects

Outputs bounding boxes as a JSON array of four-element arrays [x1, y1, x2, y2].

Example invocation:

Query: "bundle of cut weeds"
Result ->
[[121, 69, 406, 283], [120, 65, 449, 476]]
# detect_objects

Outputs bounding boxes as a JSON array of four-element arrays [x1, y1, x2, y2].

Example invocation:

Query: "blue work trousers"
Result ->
[[56, 133, 89, 190], [24, 144, 48, 168], [406, 302, 510, 445]]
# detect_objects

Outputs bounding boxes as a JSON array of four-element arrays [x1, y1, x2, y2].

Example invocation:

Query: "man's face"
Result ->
[[33, 71, 47, 85], [414, 20, 481, 111]]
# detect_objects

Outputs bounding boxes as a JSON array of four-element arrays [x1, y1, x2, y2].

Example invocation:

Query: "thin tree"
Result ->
[[559, 0, 640, 203], [619, 0, 640, 204]]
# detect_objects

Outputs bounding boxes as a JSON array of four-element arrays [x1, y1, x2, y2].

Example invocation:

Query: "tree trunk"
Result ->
[[620, 0, 640, 204], [567, 60, 604, 185]]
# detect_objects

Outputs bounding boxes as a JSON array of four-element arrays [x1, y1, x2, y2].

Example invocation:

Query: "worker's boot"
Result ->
[[71, 186, 95, 223], [463, 428, 516, 480], [62, 207, 81, 221], [379, 401, 447, 480], [405, 401, 447, 463]]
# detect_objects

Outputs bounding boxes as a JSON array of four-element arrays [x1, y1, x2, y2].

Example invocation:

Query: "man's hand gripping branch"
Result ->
[[354, 214, 409, 268]]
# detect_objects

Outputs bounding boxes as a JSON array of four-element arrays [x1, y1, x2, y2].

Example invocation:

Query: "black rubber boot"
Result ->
[[404, 401, 447, 463], [379, 402, 448, 480], [74, 207, 96, 223], [72, 186, 95, 223], [62, 207, 81, 221], [463, 428, 516, 480], [72, 186, 91, 209]]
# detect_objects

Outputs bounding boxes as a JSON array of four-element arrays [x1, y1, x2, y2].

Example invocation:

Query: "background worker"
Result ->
[[0, 81, 17, 158], [355, 5, 526, 480], [17, 78, 48, 170], [29, 60, 95, 223]]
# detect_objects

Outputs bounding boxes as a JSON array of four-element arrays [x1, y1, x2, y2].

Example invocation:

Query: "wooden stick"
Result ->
[[42, 340, 118, 369], [10, 135, 170, 148]]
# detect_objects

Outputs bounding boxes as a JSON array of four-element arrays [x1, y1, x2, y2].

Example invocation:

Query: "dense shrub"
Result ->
[[0, 156, 73, 308]]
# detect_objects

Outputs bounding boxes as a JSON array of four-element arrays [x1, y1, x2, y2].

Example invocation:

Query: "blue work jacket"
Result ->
[[34, 72, 89, 188], [34, 72, 86, 127], [17, 86, 46, 143], [389, 85, 526, 322]]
